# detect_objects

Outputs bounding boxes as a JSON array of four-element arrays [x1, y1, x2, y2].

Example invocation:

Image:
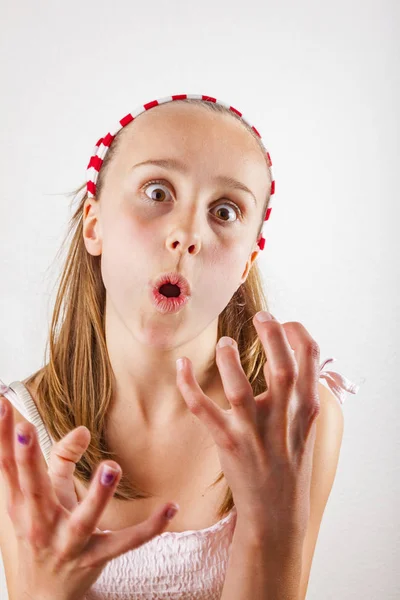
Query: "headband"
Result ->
[[75, 94, 275, 251]]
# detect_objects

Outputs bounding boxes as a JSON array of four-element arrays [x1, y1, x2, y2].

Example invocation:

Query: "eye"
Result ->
[[141, 179, 242, 223], [142, 181, 172, 203]]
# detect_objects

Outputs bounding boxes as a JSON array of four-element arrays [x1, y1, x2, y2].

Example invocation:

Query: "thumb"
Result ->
[[48, 426, 91, 511]]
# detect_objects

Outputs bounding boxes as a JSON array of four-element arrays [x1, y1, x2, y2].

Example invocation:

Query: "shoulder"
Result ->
[[312, 381, 344, 489], [22, 372, 43, 400], [314, 380, 344, 466], [0, 373, 43, 426], [317, 380, 344, 432]]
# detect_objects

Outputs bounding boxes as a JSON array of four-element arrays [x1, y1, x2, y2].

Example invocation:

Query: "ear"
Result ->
[[239, 244, 261, 285], [82, 196, 102, 256]]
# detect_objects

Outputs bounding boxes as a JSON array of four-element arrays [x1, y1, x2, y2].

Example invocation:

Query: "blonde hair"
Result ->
[[25, 98, 273, 518]]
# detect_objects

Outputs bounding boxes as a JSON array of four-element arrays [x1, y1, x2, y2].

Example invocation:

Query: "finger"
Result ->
[[176, 357, 228, 446], [14, 421, 61, 522], [83, 502, 180, 567], [48, 426, 90, 511], [252, 314, 299, 456], [215, 337, 256, 423], [281, 322, 320, 408], [280, 323, 321, 450], [63, 461, 122, 559], [253, 314, 298, 407], [263, 357, 271, 390], [0, 397, 23, 511], [256, 312, 279, 392]]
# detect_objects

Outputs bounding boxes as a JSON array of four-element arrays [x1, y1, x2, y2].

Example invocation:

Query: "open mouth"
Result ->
[[150, 273, 190, 313], [152, 272, 191, 297], [158, 283, 181, 298]]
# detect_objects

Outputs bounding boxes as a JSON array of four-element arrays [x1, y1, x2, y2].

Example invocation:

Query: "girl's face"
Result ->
[[83, 103, 271, 350]]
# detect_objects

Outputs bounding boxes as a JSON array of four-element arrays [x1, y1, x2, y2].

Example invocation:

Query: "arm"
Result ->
[[220, 381, 344, 600], [220, 524, 302, 600]]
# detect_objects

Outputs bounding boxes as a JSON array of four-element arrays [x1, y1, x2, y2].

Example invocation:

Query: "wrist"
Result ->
[[234, 518, 304, 562], [235, 515, 304, 551]]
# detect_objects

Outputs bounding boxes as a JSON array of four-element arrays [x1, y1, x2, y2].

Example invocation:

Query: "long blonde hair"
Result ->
[[25, 98, 273, 517]]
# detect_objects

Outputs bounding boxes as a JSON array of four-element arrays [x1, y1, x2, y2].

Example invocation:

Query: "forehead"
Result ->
[[114, 102, 269, 184]]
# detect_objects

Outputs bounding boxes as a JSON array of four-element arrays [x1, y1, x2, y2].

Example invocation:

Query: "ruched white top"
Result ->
[[0, 357, 360, 599]]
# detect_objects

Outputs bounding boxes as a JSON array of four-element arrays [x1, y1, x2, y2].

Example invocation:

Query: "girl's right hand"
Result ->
[[47, 423, 92, 513], [0, 396, 179, 600]]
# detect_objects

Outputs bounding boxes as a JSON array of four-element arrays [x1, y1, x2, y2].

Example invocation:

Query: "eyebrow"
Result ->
[[130, 158, 257, 206]]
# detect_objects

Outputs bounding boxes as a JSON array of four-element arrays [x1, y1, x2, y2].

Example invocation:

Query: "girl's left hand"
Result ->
[[175, 311, 321, 552]]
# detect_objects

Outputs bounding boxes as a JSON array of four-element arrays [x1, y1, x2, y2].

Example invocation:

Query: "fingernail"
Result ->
[[256, 311, 273, 322], [176, 358, 185, 371], [164, 504, 180, 520], [217, 336, 235, 348], [16, 428, 31, 446], [101, 465, 120, 486]]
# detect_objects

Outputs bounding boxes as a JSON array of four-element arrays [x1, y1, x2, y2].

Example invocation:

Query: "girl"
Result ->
[[0, 94, 359, 600]]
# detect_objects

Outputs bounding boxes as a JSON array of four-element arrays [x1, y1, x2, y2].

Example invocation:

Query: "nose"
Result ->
[[166, 232, 201, 255], [164, 201, 203, 255]]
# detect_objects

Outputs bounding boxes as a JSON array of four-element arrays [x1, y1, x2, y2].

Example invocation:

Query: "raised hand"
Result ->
[[175, 310, 321, 555], [0, 396, 179, 600]]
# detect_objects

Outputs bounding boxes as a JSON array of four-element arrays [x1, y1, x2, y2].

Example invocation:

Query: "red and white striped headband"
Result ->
[[77, 93, 275, 251]]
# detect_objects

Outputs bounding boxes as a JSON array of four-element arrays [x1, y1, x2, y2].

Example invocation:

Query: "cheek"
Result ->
[[99, 215, 153, 297], [106, 209, 155, 258], [116, 210, 154, 248], [201, 251, 246, 315]]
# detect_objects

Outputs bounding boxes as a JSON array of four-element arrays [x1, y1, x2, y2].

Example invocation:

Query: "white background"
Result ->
[[0, 1, 398, 598]]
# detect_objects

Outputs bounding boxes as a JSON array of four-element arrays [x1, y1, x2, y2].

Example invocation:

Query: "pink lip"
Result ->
[[151, 271, 191, 297], [149, 271, 191, 314], [150, 288, 190, 314]]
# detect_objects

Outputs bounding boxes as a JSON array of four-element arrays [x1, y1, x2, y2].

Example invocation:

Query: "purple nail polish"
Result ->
[[101, 466, 119, 486], [17, 432, 31, 446]]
